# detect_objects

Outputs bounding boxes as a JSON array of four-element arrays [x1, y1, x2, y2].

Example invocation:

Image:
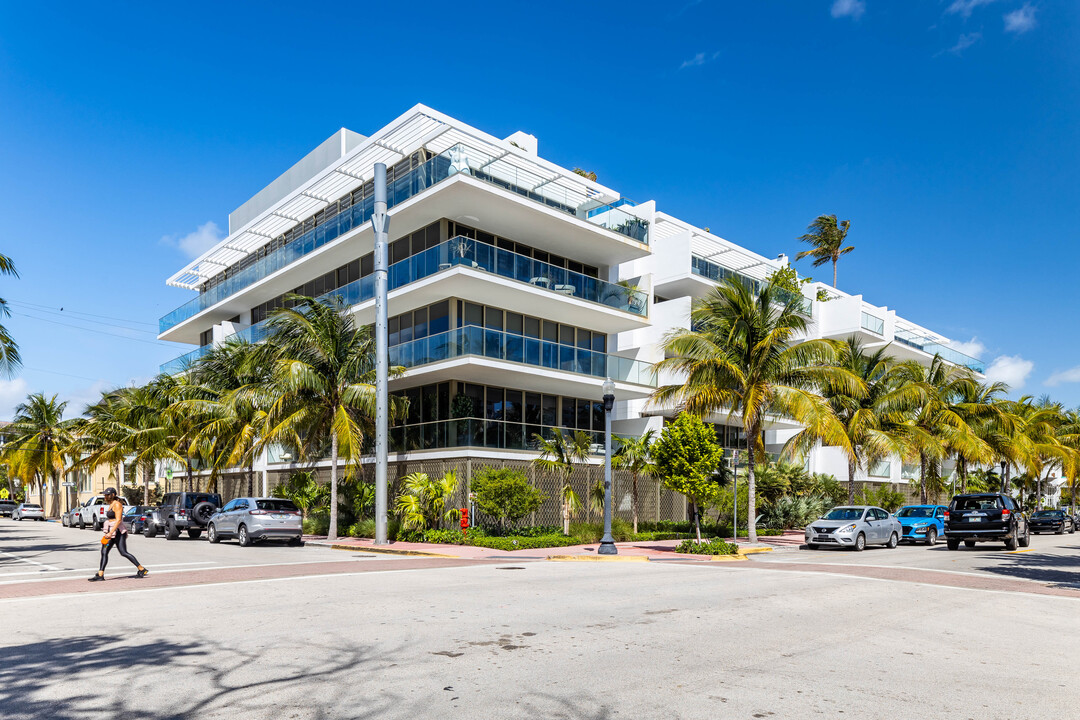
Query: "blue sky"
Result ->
[[0, 0, 1076, 418]]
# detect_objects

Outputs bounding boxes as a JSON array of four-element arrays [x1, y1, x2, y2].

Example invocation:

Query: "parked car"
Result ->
[[122, 505, 154, 534], [805, 505, 902, 551], [896, 504, 948, 545], [944, 493, 1029, 550], [61, 508, 79, 527], [144, 492, 222, 540], [0, 499, 18, 517], [76, 495, 127, 530], [207, 497, 303, 547], [1029, 509, 1075, 535], [12, 503, 45, 521]]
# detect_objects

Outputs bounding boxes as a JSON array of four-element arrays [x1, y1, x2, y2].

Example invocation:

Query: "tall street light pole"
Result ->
[[372, 163, 390, 545], [732, 448, 739, 541], [598, 377, 617, 555]]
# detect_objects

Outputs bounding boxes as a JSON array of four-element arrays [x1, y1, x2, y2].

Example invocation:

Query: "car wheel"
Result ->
[[964, 539, 977, 548], [887, 532, 899, 549], [208, 524, 219, 544], [1056, 526, 1065, 535], [288, 536, 303, 547], [166, 520, 180, 541], [926, 528, 938, 546], [145, 523, 158, 538], [92, 517, 101, 531], [238, 524, 251, 547], [853, 533, 866, 552], [78, 516, 85, 529], [946, 538, 960, 551], [1018, 527, 1030, 548], [187, 529, 202, 540], [1004, 528, 1018, 550]]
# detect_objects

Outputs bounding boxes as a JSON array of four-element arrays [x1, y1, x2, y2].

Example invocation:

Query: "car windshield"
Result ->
[[954, 496, 1000, 510], [256, 499, 298, 512], [1032, 511, 1060, 518], [23, 504, 41, 509], [898, 507, 933, 518], [824, 508, 864, 521]]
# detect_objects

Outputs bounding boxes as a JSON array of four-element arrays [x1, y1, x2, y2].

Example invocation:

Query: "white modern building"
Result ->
[[158, 105, 986, 508]]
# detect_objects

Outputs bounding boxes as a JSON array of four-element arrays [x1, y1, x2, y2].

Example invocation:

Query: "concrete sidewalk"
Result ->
[[304, 530, 804, 560]]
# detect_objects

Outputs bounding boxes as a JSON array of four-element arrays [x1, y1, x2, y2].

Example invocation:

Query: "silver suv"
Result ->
[[207, 497, 303, 547]]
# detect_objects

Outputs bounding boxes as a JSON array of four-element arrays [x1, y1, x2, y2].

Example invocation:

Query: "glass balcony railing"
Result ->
[[159, 345, 211, 375], [894, 329, 985, 373], [324, 237, 648, 316], [860, 312, 885, 335], [691, 255, 812, 315], [389, 418, 606, 455], [160, 143, 648, 334], [389, 325, 656, 386]]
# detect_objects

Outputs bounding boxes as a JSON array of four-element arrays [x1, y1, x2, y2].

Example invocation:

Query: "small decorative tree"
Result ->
[[651, 413, 725, 542], [471, 466, 546, 534], [272, 470, 329, 523], [395, 470, 460, 532]]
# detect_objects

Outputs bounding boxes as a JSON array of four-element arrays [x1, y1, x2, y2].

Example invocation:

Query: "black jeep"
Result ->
[[144, 492, 222, 540]]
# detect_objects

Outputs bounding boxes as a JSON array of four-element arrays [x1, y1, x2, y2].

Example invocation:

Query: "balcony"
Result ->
[[389, 325, 656, 387], [160, 143, 648, 335], [860, 312, 885, 335], [159, 345, 211, 375], [894, 329, 984, 373], [690, 255, 811, 315]]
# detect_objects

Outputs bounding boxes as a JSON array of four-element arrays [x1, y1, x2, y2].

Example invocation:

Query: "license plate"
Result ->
[[814, 536, 830, 541], [968, 517, 983, 522], [273, 514, 290, 520]]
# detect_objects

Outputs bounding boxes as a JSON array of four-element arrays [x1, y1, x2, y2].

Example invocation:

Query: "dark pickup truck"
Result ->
[[944, 493, 1030, 551]]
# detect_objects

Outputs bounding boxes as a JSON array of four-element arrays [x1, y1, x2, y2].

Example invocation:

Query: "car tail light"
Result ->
[[178, 509, 186, 516], [250, 510, 269, 515], [1002, 509, 1011, 520], [943, 510, 950, 521]]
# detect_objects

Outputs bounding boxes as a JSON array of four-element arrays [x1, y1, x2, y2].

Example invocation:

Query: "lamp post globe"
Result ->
[[598, 377, 617, 555]]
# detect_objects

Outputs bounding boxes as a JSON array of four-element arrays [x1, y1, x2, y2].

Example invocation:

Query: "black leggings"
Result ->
[[99, 532, 141, 573]]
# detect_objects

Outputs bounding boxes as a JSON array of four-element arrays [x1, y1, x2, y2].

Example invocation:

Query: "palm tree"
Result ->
[[894, 357, 989, 504], [261, 295, 404, 541], [652, 278, 857, 542], [395, 470, 460, 531], [0, 251, 21, 376], [532, 428, 591, 535], [4, 394, 75, 517], [788, 338, 921, 503], [795, 214, 853, 288], [613, 429, 657, 534], [952, 380, 1011, 494], [1007, 396, 1066, 510]]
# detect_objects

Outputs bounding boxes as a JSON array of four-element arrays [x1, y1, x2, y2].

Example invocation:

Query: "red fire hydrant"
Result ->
[[460, 507, 469, 538]]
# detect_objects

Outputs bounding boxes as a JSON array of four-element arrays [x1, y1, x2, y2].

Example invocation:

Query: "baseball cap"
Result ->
[[104, 487, 117, 496]]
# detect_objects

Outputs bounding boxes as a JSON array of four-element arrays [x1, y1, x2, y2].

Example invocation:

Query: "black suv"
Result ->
[[145, 492, 222, 540], [944, 493, 1030, 551]]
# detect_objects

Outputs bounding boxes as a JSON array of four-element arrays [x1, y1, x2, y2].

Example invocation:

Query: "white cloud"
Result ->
[[679, 51, 720, 70], [1045, 366, 1080, 387], [59, 380, 113, 418], [945, 31, 982, 55], [831, 0, 865, 19], [948, 337, 985, 359], [0, 377, 29, 418], [946, 0, 995, 19], [984, 355, 1034, 390], [161, 221, 225, 260], [1004, 3, 1037, 33]]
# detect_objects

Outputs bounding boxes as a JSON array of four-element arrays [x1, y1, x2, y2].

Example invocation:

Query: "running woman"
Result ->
[[89, 487, 148, 581]]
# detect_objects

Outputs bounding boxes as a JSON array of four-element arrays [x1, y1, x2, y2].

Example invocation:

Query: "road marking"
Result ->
[[1008, 548, 1039, 554], [749, 559, 1057, 584], [0, 550, 60, 571], [0, 561, 218, 579], [0, 557, 378, 586]]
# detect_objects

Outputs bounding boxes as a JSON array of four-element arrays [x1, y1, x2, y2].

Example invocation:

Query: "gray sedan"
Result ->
[[12, 503, 45, 521], [804, 505, 902, 551], [207, 497, 303, 547]]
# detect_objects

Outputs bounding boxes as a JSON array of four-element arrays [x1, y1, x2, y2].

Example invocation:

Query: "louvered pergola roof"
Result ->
[[168, 105, 621, 289]]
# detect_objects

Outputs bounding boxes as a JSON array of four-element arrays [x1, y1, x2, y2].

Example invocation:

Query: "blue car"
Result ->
[[896, 505, 947, 545]]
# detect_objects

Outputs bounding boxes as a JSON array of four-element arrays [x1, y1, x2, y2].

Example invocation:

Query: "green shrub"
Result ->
[[675, 538, 739, 555], [303, 512, 330, 536], [407, 528, 579, 551], [471, 466, 546, 531]]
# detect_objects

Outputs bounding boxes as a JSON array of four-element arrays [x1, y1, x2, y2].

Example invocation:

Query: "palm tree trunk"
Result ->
[[959, 458, 967, 494], [328, 431, 339, 541], [50, 469, 61, 518], [746, 430, 758, 543], [37, 472, 44, 509], [631, 471, 639, 535], [847, 459, 857, 504], [186, 457, 193, 492], [832, 259, 838, 288], [692, 500, 702, 542], [143, 463, 152, 505], [247, 463, 254, 497], [562, 479, 571, 536], [919, 454, 928, 504]]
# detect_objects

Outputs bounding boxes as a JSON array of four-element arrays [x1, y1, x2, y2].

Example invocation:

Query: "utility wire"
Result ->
[[7, 299, 160, 329], [14, 312, 178, 348], [10, 304, 162, 337]]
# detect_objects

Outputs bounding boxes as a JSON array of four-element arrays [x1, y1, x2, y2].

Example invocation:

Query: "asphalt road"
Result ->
[[3, 520, 1080, 719]]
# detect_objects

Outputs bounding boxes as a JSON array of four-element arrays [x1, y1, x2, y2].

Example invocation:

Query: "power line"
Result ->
[[7, 299, 159, 329], [11, 305, 162, 337], [14, 312, 178, 348]]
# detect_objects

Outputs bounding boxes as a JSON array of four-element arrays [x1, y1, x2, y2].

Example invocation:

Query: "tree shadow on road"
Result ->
[[974, 547, 1080, 589], [0, 634, 405, 720]]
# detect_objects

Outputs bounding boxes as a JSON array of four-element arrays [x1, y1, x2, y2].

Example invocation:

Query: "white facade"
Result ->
[[158, 105, 986, 487]]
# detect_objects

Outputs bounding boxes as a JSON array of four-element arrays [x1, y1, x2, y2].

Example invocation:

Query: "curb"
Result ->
[[739, 547, 773, 555], [321, 543, 459, 558], [709, 554, 749, 562], [547, 555, 650, 562]]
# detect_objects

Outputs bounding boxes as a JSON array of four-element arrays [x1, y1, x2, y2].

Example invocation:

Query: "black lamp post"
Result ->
[[598, 378, 617, 555]]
